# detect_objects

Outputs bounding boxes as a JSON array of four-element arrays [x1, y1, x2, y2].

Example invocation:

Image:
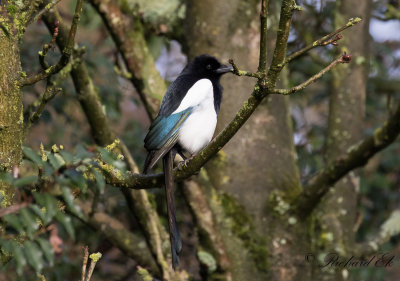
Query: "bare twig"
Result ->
[[98, 1, 361, 193], [81, 246, 89, 281], [0, 202, 29, 217], [85, 252, 102, 281], [282, 17, 361, 68], [293, 98, 400, 216], [28, 0, 63, 25], [351, 210, 400, 256], [258, 0, 269, 74], [272, 53, 352, 95], [229, 59, 262, 79], [20, 0, 84, 86]]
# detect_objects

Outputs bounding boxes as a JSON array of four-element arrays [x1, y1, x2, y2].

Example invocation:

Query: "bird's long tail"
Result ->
[[163, 150, 182, 270]]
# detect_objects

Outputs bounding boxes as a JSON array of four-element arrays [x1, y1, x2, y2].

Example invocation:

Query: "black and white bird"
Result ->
[[143, 54, 233, 269]]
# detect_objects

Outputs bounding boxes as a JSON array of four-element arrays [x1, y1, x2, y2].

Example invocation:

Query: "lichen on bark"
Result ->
[[0, 16, 23, 207]]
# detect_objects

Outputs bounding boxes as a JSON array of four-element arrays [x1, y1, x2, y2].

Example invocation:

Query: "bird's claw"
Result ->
[[177, 159, 190, 170], [177, 155, 194, 170]]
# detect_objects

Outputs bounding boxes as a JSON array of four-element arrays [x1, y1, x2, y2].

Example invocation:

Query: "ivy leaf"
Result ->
[[61, 186, 83, 218], [23, 241, 44, 273], [37, 238, 54, 266], [3, 214, 24, 234], [48, 153, 66, 171], [14, 175, 38, 187], [55, 212, 75, 241], [75, 144, 93, 162], [43, 193, 58, 223], [64, 170, 87, 191], [91, 168, 105, 194], [11, 241, 27, 276], [29, 204, 48, 225], [59, 150, 74, 164], [19, 208, 39, 239], [22, 146, 43, 166]]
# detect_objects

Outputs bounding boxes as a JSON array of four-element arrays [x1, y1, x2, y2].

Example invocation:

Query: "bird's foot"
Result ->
[[177, 154, 194, 170]]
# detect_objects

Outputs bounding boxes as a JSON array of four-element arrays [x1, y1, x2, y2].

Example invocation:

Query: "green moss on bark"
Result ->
[[0, 21, 23, 207]]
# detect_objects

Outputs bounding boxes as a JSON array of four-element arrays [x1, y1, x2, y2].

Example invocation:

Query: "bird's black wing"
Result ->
[[143, 108, 193, 173], [158, 74, 199, 116]]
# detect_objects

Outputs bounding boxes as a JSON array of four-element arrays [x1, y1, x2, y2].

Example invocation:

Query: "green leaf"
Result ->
[[23, 241, 44, 272], [197, 250, 217, 273], [97, 147, 116, 165], [55, 212, 75, 240], [59, 150, 74, 164], [3, 214, 24, 233], [47, 153, 66, 171], [19, 208, 39, 239], [29, 204, 48, 225], [43, 193, 58, 223], [13, 175, 38, 187], [92, 168, 105, 194], [11, 241, 27, 276], [75, 144, 93, 161], [64, 170, 87, 191], [61, 186, 83, 217], [37, 238, 54, 266], [22, 146, 43, 166], [43, 162, 55, 177]]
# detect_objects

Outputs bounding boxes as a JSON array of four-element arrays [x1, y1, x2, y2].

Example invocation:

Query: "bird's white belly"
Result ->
[[178, 106, 217, 154]]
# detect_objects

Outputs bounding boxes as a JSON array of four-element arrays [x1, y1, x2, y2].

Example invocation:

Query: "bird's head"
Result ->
[[186, 54, 233, 79]]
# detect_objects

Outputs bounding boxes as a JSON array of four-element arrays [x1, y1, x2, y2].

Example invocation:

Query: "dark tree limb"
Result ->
[[294, 99, 400, 217], [42, 7, 173, 277], [99, 1, 360, 192], [89, 0, 167, 121], [19, 0, 84, 87]]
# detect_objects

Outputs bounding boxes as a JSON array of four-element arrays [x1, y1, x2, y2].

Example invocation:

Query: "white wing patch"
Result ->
[[174, 79, 218, 154], [172, 79, 213, 114]]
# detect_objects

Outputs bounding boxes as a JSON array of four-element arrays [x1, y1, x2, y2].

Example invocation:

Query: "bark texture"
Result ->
[[0, 11, 23, 207], [184, 1, 303, 280], [312, 0, 371, 280]]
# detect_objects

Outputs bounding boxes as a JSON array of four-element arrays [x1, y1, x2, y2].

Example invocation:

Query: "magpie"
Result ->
[[143, 54, 233, 269]]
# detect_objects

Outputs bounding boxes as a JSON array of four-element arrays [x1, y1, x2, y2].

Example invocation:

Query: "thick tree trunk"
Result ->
[[312, 0, 371, 280], [184, 1, 304, 280], [0, 12, 23, 207]]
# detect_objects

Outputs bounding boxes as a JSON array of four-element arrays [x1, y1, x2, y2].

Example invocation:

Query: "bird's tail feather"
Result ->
[[163, 150, 182, 270]]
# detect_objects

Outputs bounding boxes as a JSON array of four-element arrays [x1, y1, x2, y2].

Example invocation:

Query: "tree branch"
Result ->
[[294, 99, 400, 217], [258, 0, 269, 74], [99, 0, 360, 191], [282, 17, 362, 68], [351, 210, 400, 256], [89, 0, 167, 121], [272, 53, 352, 95], [19, 0, 84, 87], [42, 8, 174, 277]]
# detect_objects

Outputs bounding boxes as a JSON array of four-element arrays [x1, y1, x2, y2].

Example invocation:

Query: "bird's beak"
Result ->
[[215, 64, 234, 74]]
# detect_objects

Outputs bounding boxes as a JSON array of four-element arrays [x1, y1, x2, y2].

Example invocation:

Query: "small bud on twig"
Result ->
[[341, 52, 352, 63]]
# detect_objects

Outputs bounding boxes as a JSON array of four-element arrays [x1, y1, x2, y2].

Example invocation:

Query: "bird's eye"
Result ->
[[206, 64, 212, 70]]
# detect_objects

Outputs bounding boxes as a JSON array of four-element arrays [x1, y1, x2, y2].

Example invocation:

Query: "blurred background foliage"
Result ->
[[1, 0, 400, 280]]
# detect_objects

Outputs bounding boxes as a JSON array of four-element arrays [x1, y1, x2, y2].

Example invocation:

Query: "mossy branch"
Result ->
[[351, 210, 400, 256], [272, 53, 352, 95], [19, 0, 84, 87], [99, 0, 360, 190], [89, 0, 167, 121], [294, 98, 400, 217], [42, 8, 173, 277]]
